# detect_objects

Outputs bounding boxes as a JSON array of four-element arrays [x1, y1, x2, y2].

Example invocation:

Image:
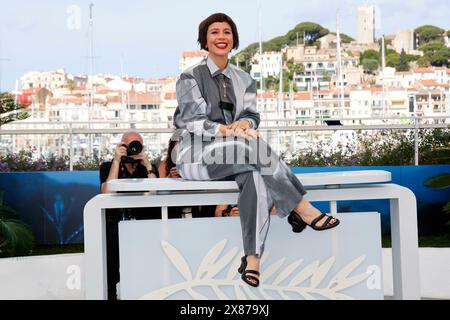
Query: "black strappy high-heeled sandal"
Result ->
[[237, 255, 260, 287], [309, 213, 340, 231], [287, 210, 307, 233], [288, 211, 340, 232]]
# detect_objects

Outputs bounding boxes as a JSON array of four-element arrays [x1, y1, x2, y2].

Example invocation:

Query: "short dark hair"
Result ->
[[197, 13, 239, 51]]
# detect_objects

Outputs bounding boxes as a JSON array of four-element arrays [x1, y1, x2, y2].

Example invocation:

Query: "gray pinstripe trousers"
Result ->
[[176, 133, 307, 257]]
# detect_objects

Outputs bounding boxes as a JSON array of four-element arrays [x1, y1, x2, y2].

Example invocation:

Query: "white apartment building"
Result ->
[[158, 91, 179, 148], [20, 69, 68, 90], [125, 91, 167, 154], [161, 91, 177, 126], [378, 67, 416, 88], [349, 86, 412, 118], [378, 66, 450, 86], [377, 67, 450, 94], [407, 89, 449, 119], [156, 76, 177, 93], [286, 45, 360, 91], [412, 67, 450, 85], [180, 51, 209, 72], [125, 92, 162, 123], [250, 51, 283, 82], [47, 97, 108, 122]]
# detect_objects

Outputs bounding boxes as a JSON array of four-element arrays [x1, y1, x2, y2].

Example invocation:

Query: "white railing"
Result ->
[[0, 116, 448, 169]]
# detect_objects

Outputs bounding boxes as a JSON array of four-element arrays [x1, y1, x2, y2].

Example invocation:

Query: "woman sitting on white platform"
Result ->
[[173, 13, 339, 287]]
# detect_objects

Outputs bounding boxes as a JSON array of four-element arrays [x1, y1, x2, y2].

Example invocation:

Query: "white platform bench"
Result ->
[[83, 170, 420, 300]]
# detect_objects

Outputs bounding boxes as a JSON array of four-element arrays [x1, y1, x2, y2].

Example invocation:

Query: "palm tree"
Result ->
[[0, 191, 34, 257]]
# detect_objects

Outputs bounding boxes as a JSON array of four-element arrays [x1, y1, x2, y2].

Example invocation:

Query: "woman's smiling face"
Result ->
[[206, 22, 233, 58]]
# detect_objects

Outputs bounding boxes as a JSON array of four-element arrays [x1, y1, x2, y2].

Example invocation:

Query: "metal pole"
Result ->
[[381, 36, 387, 116], [258, 2, 264, 92], [336, 10, 345, 120], [120, 53, 125, 110], [69, 123, 74, 171], [88, 3, 94, 157], [414, 116, 419, 166], [277, 53, 283, 155]]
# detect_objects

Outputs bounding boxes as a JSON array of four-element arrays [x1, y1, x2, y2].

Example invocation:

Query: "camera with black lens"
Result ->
[[121, 140, 143, 163]]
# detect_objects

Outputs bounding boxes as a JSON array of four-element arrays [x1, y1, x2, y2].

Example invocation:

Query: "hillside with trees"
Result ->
[[232, 22, 450, 82], [231, 22, 331, 73]]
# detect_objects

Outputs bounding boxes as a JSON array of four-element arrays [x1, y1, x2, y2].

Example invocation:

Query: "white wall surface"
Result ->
[[0, 249, 449, 300]]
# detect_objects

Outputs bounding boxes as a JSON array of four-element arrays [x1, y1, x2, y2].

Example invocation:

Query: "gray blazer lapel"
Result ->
[[230, 69, 245, 121]]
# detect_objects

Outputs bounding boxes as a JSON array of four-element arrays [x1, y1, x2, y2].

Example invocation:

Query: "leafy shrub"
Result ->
[[286, 129, 449, 167]]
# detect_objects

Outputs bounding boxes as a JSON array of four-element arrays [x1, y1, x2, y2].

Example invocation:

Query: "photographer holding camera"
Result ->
[[100, 130, 158, 193], [99, 130, 158, 300]]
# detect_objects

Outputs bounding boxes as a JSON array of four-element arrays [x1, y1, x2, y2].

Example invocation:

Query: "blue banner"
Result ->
[[0, 165, 448, 245]]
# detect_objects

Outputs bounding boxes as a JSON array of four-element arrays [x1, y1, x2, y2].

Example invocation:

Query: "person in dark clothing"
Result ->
[[100, 130, 158, 193], [99, 130, 161, 300]]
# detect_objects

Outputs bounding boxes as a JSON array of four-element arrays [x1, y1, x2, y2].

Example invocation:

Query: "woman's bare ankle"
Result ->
[[294, 198, 310, 215], [246, 255, 260, 268]]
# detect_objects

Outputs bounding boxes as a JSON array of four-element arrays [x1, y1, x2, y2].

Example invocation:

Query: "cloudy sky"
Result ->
[[0, 0, 449, 91]]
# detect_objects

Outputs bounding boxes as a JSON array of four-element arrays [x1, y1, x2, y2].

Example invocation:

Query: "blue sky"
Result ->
[[0, 0, 449, 91]]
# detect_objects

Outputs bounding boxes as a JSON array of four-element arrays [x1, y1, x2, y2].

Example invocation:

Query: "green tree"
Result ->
[[429, 49, 450, 67], [405, 54, 421, 63], [417, 56, 431, 67], [0, 191, 34, 257], [286, 58, 304, 75], [0, 92, 30, 127], [360, 49, 380, 64], [419, 41, 450, 67], [420, 40, 447, 53], [264, 75, 277, 91], [263, 35, 288, 52], [415, 25, 445, 46], [396, 49, 410, 71], [231, 43, 260, 73], [264, 59, 304, 92], [329, 32, 354, 43], [280, 60, 304, 92], [386, 52, 399, 68], [286, 22, 329, 45], [273, 73, 287, 93], [362, 59, 379, 74], [231, 22, 330, 70]]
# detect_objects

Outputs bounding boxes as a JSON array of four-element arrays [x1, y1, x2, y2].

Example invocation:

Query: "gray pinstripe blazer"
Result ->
[[174, 56, 260, 138]]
